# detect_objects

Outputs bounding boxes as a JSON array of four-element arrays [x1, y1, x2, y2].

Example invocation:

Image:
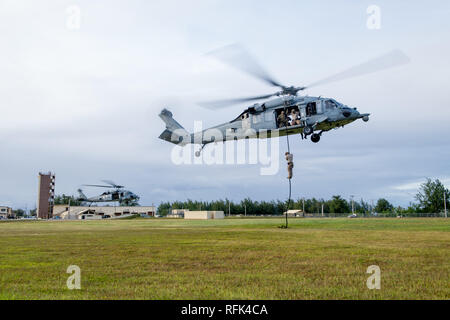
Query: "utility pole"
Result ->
[[244, 204, 247, 217], [302, 198, 305, 217], [321, 203, 324, 217], [444, 192, 447, 218], [228, 200, 231, 216], [350, 195, 355, 214]]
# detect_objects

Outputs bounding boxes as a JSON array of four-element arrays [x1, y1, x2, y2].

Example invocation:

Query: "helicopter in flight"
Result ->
[[77, 180, 140, 206], [159, 44, 409, 157]]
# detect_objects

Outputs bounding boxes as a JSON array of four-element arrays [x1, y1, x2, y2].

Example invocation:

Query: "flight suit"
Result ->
[[286, 152, 294, 179], [277, 112, 287, 127]]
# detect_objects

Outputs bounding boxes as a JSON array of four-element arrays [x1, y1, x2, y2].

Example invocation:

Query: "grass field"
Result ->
[[0, 217, 448, 300]]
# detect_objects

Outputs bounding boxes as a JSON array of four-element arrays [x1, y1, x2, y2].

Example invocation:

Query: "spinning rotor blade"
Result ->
[[199, 93, 275, 109], [306, 49, 410, 89], [102, 180, 124, 188], [83, 184, 112, 188], [208, 43, 285, 89]]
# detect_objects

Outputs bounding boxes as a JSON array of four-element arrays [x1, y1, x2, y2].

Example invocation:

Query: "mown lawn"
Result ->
[[0, 218, 448, 299]]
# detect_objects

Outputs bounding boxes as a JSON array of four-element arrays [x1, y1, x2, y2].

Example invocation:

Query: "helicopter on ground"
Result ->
[[77, 180, 140, 206], [158, 44, 409, 157]]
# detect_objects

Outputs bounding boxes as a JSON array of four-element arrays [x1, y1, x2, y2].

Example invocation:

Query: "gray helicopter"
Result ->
[[159, 45, 409, 157], [77, 180, 140, 206]]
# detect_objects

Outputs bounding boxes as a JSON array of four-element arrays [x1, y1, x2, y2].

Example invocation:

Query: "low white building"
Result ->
[[167, 209, 189, 218], [283, 209, 304, 217], [53, 205, 156, 220], [184, 211, 224, 220]]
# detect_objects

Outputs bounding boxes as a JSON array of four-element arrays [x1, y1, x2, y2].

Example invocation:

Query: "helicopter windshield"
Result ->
[[324, 99, 339, 110]]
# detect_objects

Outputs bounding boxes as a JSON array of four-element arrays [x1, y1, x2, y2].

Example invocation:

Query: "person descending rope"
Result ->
[[285, 151, 294, 179]]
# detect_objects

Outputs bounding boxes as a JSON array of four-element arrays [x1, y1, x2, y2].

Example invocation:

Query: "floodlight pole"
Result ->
[[302, 198, 305, 217], [350, 195, 355, 214], [444, 192, 447, 218]]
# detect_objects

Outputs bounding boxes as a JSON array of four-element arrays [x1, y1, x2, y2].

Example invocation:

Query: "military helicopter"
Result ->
[[77, 180, 140, 206], [159, 44, 409, 156]]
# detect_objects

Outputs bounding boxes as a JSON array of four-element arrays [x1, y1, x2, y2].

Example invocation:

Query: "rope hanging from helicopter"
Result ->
[[281, 101, 293, 229]]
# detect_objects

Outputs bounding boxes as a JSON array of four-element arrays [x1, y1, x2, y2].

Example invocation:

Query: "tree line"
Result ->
[[157, 178, 449, 217], [11, 178, 448, 217]]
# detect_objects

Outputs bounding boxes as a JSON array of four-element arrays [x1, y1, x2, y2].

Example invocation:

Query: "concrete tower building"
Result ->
[[37, 172, 55, 219]]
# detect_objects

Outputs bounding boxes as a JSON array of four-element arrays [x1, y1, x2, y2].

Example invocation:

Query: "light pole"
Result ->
[[302, 198, 305, 217], [444, 192, 447, 218], [350, 195, 355, 214]]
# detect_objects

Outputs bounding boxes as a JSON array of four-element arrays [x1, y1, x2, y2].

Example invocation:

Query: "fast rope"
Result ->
[[285, 133, 292, 228], [280, 103, 292, 229]]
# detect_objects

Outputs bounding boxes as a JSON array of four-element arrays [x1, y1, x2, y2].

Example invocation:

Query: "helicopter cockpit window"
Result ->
[[253, 114, 262, 124], [325, 100, 338, 110]]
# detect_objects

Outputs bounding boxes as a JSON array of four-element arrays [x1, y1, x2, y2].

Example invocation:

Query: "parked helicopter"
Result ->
[[77, 180, 140, 206], [159, 44, 409, 157]]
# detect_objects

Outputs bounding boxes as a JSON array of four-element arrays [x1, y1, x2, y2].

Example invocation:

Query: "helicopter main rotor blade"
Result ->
[[101, 180, 124, 188], [83, 184, 112, 188], [198, 93, 276, 109], [208, 43, 285, 89], [306, 49, 410, 89]]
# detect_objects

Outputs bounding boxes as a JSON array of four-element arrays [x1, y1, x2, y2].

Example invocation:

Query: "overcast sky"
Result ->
[[1, 0, 449, 209]]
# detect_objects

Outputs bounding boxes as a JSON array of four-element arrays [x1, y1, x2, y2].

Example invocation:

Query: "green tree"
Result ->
[[54, 194, 82, 206], [328, 195, 350, 215], [13, 209, 25, 217], [374, 198, 393, 213], [415, 178, 449, 214]]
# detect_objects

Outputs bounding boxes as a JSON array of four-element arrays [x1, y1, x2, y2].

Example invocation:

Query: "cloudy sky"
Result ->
[[1, 0, 449, 209]]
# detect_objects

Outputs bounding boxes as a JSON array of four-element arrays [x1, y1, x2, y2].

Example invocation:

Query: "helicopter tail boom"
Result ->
[[159, 109, 190, 145]]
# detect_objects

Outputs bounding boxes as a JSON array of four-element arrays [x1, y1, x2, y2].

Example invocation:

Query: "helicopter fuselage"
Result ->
[[159, 95, 369, 148], [78, 189, 139, 205]]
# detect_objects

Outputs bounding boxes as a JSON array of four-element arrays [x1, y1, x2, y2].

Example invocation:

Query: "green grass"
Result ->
[[0, 218, 448, 299]]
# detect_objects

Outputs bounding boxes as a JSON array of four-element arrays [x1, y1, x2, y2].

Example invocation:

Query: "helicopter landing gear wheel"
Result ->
[[303, 125, 313, 136], [311, 133, 320, 143]]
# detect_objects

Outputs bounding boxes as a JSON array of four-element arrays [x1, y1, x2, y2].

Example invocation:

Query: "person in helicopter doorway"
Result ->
[[294, 110, 301, 125], [288, 109, 296, 126], [285, 151, 294, 179], [277, 110, 287, 127]]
